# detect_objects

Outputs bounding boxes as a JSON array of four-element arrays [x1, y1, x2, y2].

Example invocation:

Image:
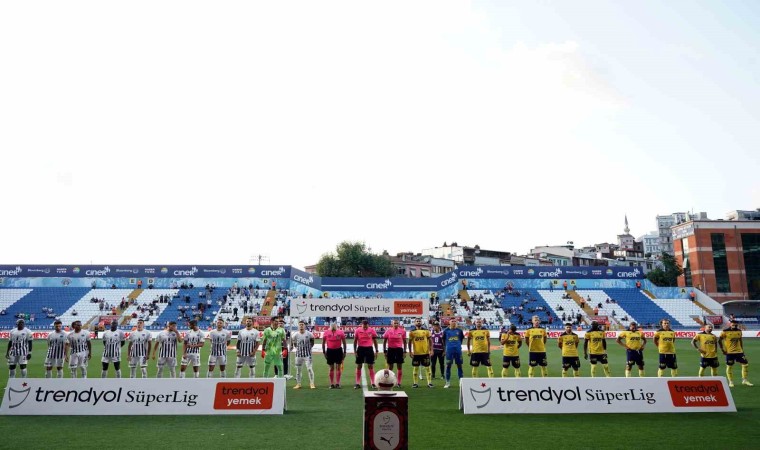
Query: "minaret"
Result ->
[[624, 215, 630, 234]]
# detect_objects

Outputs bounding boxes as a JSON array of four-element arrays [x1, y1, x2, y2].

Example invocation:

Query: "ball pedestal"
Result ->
[[362, 391, 408, 450]]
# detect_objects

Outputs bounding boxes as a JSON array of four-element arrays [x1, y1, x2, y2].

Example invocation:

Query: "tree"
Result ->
[[315, 241, 395, 278], [646, 252, 683, 287]]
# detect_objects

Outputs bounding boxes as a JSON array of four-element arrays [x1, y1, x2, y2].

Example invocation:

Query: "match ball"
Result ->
[[374, 369, 397, 390]]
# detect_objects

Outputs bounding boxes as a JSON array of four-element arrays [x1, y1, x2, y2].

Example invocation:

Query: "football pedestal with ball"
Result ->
[[363, 370, 408, 450]]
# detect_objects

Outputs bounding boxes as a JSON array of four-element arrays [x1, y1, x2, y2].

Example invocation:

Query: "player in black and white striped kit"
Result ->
[[127, 319, 152, 378], [6, 319, 33, 378], [235, 317, 260, 378], [101, 320, 126, 378], [66, 320, 91, 378], [45, 320, 68, 378], [291, 321, 316, 389], [152, 321, 182, 378], [207, 318, 231, 378], [180, 320, 205, 378]]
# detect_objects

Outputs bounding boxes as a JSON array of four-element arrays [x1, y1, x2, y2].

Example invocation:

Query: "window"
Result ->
[[682, 238, 692, 287], [409, 268, 417, 277], [741, 233, 760, 300], [711, 233, 730, 293]]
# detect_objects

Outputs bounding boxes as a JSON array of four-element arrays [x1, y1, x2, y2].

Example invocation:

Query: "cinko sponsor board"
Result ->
[[459, 377, 735, 414]]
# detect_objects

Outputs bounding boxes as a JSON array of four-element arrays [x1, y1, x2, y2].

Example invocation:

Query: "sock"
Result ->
[[445, 364, 451, 382], [528, 367, 535, 378], [102, 370, 107, 378], [180, 371, 186, 378], [21, 368, 27, 378], [307, 362, 315, 384], [698, 367, 705, 377], [369, 367, 376, 385], [9, 369, 15, 378], [502, 368, 508, 377], [486, 366, 494, 378], [207, 369, 214, 378], [742, 364, 749, 381], [562, 370, 568, 378], [130, 367, 136, 378], [638, 369, 645, 377], [457, 365, 463, 379], [235, 367, 241, 378], [426, 367, 432, 384], [81, 367, 87, 378], [45, 370, 52, 379], [397, 369, 402, 385], [157, 367, 163, 378], [194, 371, 199, 378], [57, 369, 63, 378], [220, 369, 226, 378], [264, 363, 272, 378], [471, 367, 478, 378], [356, 368, 362, 385], [413, 367, 419, 383], [249, 366, 255, 378], [710, 367, 717, 376], [658, 369, 664, 377], [329, 368, 335, 384], [541, 367, 548, 377], [590, 365, 597, 377], [296, 365, 303, 384], [70, 368, 77, 378], [169, 367, 176, 378], [625, 369, 631, 378], [514, 368, 521, 378], [573, 370, 580, 377], [141, 367, 147, 378], [603, 365, 611, 377], [671, 369, 678, 377]]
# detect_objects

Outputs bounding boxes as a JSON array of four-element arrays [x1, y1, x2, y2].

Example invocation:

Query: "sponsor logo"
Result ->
[[202, 268, 227, 274], [247, 268, 256, 274], [144, 268, 156, 274], [27, 268, 50, 274], [512, 269, 524, 276], [538, 268, 562, 278], [214, 382, 274, 410], [7, 382, 32, 409], [72, 267, 80, 274], [440, 272, 458, 287], [470, 382, 492, 409], [527, 269, 535, 276], [232, 268, 243, 274], [458, 268, 484, 278], [393, 301, 423, 315], [616, 268, 641, 278], [668, 380, 728, 407], [261, 267, 286, 277], [366, 279, 393, 290], [606, 269, 613, 276], [173, 267, 198, 277], [85, 266, 111, 276], [56, 268, 67, 274], [295, 300, 308, 315], [115, 269, 139, 274], [293, 274, 314, 286], [0, 266, 23, 276], [160, 268, 168, 274], [26, 386, 197, 407]]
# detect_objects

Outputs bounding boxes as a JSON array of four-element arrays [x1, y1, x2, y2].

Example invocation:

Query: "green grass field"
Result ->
[[2, 339, 760, 449]]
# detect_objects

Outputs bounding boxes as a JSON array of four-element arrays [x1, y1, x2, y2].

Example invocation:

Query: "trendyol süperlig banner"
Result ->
[[0, 378, 286, 415], [459, 377, 735, 414], [290, 298, 429, 317]]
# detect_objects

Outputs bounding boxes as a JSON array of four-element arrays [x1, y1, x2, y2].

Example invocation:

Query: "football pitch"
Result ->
[[1, 339, 760, 449]]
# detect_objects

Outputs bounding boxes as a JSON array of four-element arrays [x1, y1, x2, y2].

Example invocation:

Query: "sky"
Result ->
[[1, 1, 759, 270]]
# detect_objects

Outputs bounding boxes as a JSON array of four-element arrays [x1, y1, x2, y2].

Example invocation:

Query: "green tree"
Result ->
[[315, 241, 395, 278], [646, 252, 684, 287]]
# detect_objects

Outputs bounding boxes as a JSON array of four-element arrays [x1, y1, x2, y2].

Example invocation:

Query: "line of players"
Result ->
[[5, 314, 754, 389]]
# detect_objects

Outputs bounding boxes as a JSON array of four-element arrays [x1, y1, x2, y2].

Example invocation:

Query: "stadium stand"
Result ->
[[596, 288, 678, 328], [648, 297, 707, 327], [57, 289, 135, 328], [121, 289, 179, 329], [0, 288, 91, 329], [499, 289, 558, 328], [539, 290, 591, 325]]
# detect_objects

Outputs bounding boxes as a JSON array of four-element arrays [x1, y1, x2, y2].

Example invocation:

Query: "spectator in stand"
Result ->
[[690, 290, 697, 302], [563, 280, 568, 291]]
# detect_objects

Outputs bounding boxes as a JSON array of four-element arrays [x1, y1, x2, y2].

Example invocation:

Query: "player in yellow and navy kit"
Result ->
[[616, 322, 646, 377], [558, 323, 581, 377], [692, 323, 719, 377], [467, 318, 493, 378], [720, 319, 753, 387], [408, 318, 433, 388], [499, 324, 522, 377], [654, 319, 678, 377], [525, 315, 548, 377], [583, 321, 610, 377]]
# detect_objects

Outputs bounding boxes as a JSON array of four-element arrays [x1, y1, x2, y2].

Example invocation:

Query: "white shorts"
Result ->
[[101, 356, 121, 364], [129, 356, 148, 368], [7, 355, 28, 366], [45, 357, 65, 368], [208, 355, 227, 366], [157, 357, 177, 367], [236, 355, 256, 367], [181, 353, 201, 367], [70, 352, 89, 368], [295, 356, 313, 366]]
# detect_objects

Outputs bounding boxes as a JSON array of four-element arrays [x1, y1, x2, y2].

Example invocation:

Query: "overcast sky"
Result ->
[[2, 1, 758, 270]]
